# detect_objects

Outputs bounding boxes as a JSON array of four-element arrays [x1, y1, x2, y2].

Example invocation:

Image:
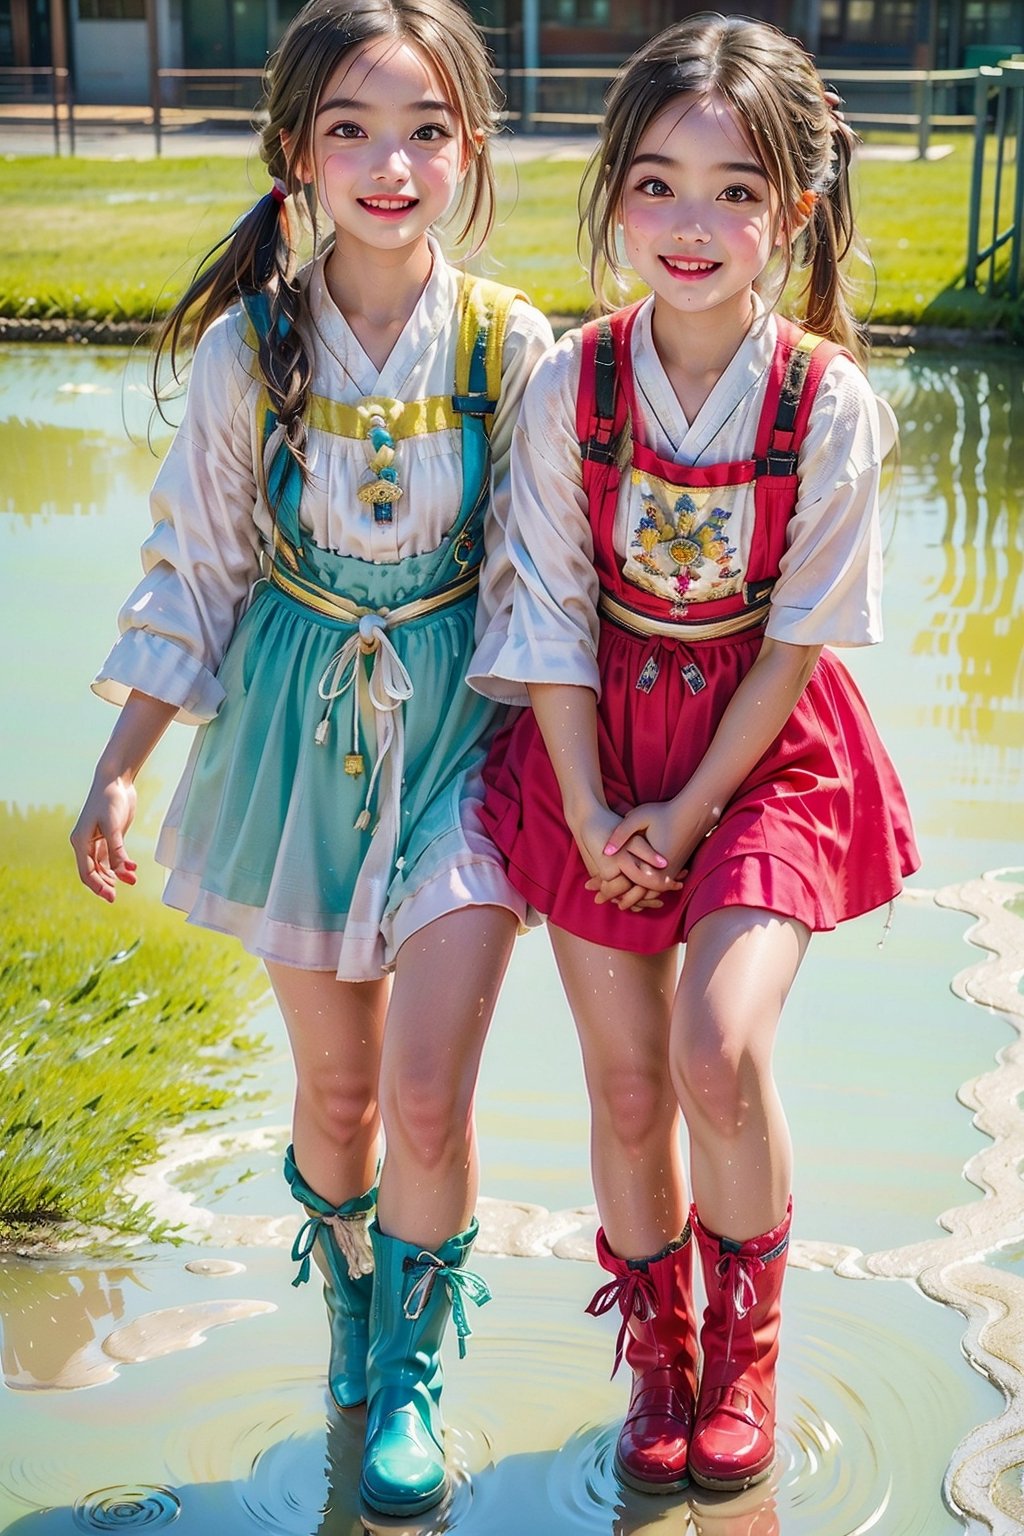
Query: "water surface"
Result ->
[[1, 343, 1022, 1536]]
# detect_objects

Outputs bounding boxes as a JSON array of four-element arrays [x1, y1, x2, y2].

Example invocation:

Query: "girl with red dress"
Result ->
[[470, 12, 919, 1497]]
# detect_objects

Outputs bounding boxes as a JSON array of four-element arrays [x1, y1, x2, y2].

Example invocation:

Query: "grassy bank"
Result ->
[[0, 138, 1018, 334], [0, 806, 267, 1249]]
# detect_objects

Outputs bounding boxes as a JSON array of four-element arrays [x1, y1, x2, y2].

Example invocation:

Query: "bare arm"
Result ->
[[604, 638, 822, 887], [70, 690, 179, 902], [527, 681, 678, 902]]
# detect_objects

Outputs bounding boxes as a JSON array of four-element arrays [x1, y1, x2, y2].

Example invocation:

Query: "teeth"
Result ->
[[664, 258, 717, 272], [363, 198, 414, 210]]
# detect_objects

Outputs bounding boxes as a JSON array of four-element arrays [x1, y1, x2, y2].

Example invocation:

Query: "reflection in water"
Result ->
[[886, 354, 1024, 762], [0, 1257, 276, 1394], [0, 419, 157, 522], [0, 1260, 140, 1391]]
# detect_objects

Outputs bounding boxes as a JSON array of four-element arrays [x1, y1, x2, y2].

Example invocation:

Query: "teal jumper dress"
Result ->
[[158, 279, 527, 980]]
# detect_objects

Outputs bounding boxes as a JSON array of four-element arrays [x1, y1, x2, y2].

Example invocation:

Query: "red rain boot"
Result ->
[[586, 1225, 698, 1493], [688, 1201, 792, 1492]]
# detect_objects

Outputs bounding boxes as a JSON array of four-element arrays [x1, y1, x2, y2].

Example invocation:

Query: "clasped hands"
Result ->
[[571, 796, 715, 914]]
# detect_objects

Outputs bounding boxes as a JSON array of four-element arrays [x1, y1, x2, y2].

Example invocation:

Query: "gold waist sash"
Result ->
[[269, 559, 480, 628], [599, 590, 770, 642]]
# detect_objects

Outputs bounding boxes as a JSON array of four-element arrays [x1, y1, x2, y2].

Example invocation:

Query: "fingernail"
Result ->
[[602, 843, 617, 856]]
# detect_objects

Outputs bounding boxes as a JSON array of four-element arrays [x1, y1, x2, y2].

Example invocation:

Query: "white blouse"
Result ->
[[94, 244, 554, 723], [470, 297, 896, 706]]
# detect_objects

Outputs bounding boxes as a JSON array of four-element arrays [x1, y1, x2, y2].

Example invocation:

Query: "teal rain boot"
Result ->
[[359, 1218, 491, 1517], [284, 1145, 377, 1410]]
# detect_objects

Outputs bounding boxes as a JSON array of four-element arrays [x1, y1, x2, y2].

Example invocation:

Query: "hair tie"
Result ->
[[270, 177, 288, 205], [796, 189, 818, 220]]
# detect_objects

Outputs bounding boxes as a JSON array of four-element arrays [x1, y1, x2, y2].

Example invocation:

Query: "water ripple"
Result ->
[[70, 1487, 180, 1531]]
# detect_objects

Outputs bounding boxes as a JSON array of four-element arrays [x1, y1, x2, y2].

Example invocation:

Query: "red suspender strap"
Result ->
[[753, 317, 849, 469], [746, 317, 850, 585], [577, 303, 642, 590]]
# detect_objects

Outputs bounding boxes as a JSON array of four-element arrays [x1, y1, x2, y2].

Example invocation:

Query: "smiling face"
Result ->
[[304, 35, 467, 261], [620, 90, 780, 336]]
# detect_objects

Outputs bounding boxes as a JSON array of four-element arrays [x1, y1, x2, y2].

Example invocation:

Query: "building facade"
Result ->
[[1, 0, 1021, 106]]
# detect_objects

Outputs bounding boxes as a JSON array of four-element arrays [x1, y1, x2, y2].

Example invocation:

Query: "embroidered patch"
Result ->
[[625, 471, 746, 608], [635, 657, 660, 694], [681, 661, 706, 695]]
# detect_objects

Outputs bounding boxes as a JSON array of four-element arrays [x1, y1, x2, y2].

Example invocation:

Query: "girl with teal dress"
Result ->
[[70, 0, 552, 1516]]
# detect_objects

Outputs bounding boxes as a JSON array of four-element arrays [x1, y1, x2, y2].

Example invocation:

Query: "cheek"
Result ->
[[427, 142, 464, 191], [622, 203, 664, 252], [733, 214, 774, 258]]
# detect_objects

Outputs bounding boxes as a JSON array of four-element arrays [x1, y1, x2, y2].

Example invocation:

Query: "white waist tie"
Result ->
[[316, 612, 414, 979]]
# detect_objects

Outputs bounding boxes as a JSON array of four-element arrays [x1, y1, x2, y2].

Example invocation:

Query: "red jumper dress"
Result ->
[[481, 307, 920, 952]]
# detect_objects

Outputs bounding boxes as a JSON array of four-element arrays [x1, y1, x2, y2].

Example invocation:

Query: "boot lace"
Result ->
[[290, 1194, 376, 1286], [714, 1251, 764, 1363], [403, 1252, 492, 1359], [586, 1269, 658, 1378]]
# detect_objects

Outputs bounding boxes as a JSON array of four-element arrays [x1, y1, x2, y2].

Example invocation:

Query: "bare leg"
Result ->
[[376, 904, 518, 1247], [670, 907, 809, 1241], [548, 924, 686, 1259], [266, 961, 388, 1204]]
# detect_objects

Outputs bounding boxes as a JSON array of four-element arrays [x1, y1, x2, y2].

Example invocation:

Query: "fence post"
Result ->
[[65, 73, 75, 157], [966, 67, 998, 288], [1009, 66, 1024, 298], [521, 0, 539, 133], [147, 0, 162, 158], [916, 73, 933, 159], [50, 65, 60, 157]]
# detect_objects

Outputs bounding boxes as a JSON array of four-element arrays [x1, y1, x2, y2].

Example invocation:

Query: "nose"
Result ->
[[671, 203, 711, 244], [371, 144, 410, 184]]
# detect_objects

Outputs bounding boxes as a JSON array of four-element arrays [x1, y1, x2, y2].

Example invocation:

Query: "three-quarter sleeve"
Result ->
[[472, 298, 554, 676], [766, 355, 894, 648], [469, 332, 602, 704], [92, 311, 265, 724]]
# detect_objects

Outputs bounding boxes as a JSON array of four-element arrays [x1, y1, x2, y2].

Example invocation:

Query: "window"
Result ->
[[78, 0, 145, 17], [541, 0, 611, 21], [964, 0, 1017, 42], [821, 0, 916, 45]]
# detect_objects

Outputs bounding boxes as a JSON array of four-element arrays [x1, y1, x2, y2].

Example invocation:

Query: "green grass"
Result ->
[[0, 805, 267, 1249], [0, 137, 1018, 332]]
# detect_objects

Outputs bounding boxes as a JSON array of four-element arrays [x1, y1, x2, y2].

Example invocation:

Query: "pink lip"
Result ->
[[659, 256, 721, 281], [357, 197, 419, 220]]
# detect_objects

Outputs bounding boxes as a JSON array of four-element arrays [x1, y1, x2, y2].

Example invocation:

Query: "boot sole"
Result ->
[[358, 1474, 449, 1518], [613, 1452, 689, 1496], [689, 1457, 774, 1493]]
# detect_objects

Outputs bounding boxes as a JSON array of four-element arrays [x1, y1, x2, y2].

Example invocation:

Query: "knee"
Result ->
[[588, 1065, 676, 1156], [672, 1028, 767, 1138], [296, 1074, 377, 1149], [380, 1070, 470, 1171]]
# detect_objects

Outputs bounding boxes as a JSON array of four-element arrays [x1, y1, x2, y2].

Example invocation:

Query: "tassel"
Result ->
[[354, 809, 372, 831]]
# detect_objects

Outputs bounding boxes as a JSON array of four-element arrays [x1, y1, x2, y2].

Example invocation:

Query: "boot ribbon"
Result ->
[[403, 1253, 493, 1359], [585, 1270, 658, 1378], [290, 1188, 377, 1287], [714, 1251, 764, 1362]]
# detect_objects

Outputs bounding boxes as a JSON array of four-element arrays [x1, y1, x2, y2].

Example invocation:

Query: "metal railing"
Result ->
[[152, 67, 264, 156], [509, 64, 988, 156], [966, 64, 1024, 297], [0, 66, 73, 155]]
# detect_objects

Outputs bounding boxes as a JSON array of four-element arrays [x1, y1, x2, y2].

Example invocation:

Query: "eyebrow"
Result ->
[[631, 152, 767, 178], [316, 96, 455, 118]]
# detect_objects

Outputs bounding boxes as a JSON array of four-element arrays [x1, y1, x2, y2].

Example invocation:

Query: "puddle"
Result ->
[[1, 345, 1022, 1532]]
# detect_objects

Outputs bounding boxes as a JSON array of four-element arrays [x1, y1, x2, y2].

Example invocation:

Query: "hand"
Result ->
[[602, 797, 716, 886], [569, 803, 682, 913], [70, 775, 139, 902], [586, 830, 686, 911]]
